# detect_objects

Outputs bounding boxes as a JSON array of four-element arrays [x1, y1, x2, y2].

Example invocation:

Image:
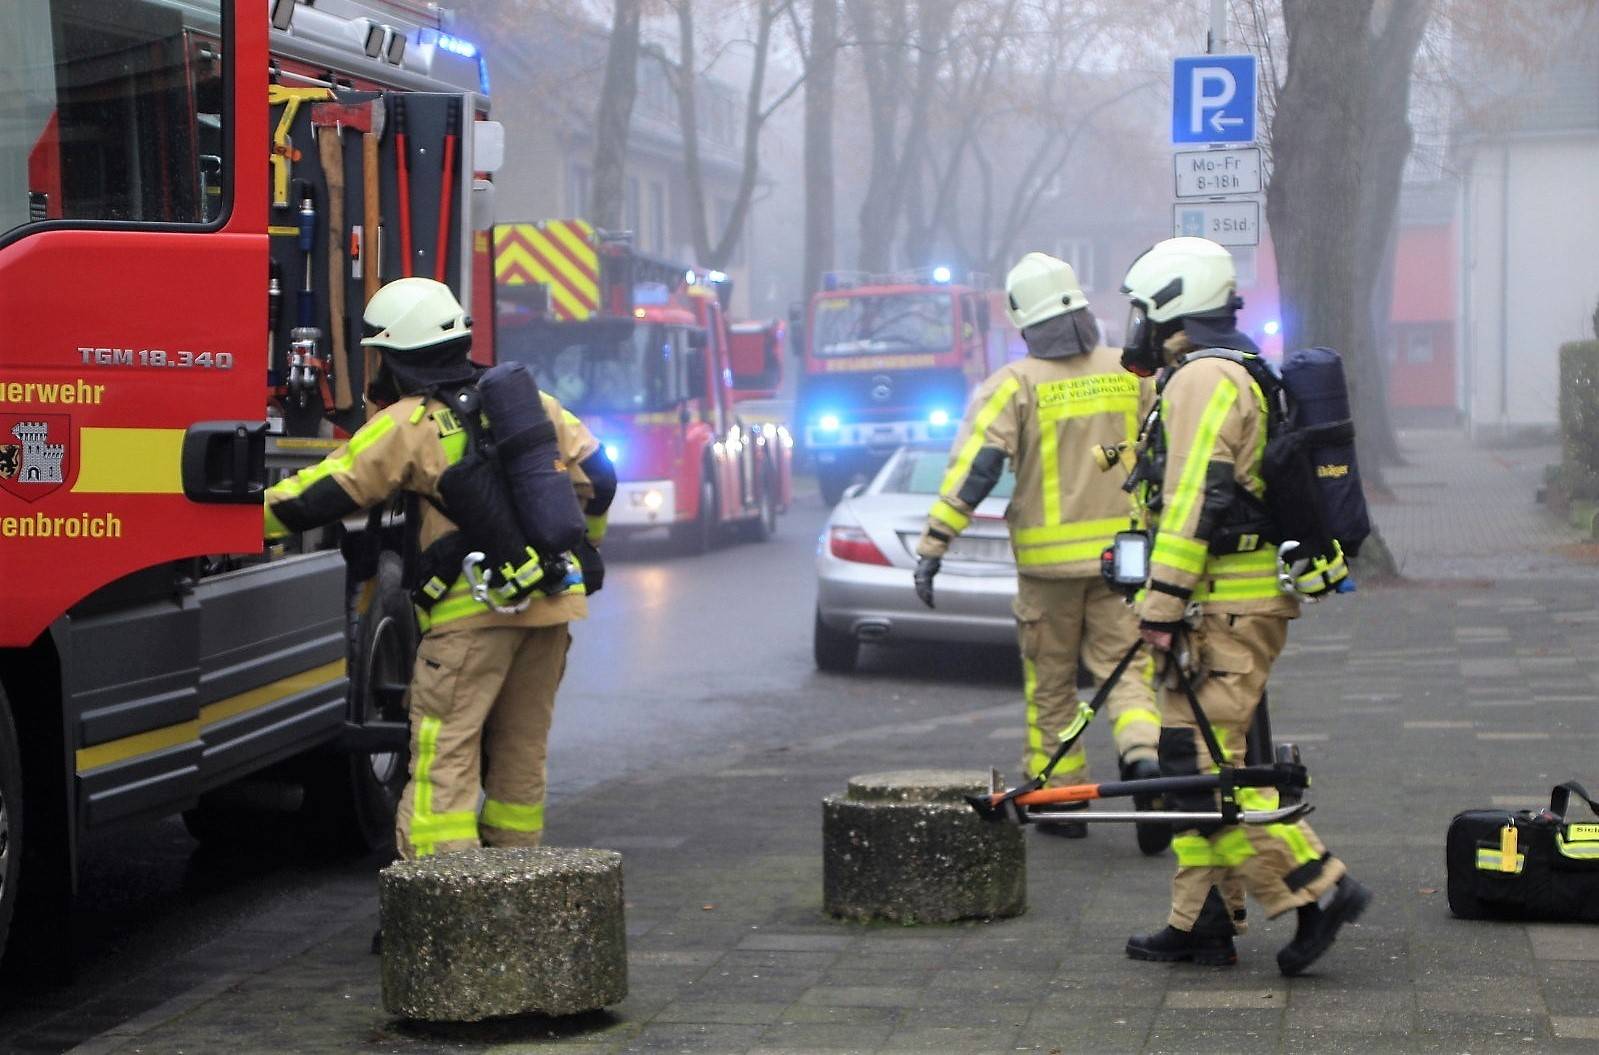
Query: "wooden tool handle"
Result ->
[[320, 132, 353, 411]]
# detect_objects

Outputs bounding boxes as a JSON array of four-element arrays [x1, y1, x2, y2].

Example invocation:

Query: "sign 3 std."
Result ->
[[1173, 201, 1260, 247]]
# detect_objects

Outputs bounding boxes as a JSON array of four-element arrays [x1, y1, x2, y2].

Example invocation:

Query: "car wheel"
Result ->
[[0, 683, 22, 964], [813, 608, 859, 673]]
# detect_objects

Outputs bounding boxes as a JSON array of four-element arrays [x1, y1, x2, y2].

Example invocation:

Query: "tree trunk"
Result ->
[[846, 0, 908, 272], [591, 0, 642, 232], [802, 0, 838, 302]]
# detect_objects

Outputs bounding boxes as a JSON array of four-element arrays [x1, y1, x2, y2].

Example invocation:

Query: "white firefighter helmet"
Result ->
[[360, 277, 472, 352], [1120, 237, 1236, 324], [1004, 252, 1087, 331]]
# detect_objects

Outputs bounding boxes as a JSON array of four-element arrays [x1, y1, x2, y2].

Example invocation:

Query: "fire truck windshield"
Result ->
[[514, 323, 691, 416], [813, 292, 953, 358]]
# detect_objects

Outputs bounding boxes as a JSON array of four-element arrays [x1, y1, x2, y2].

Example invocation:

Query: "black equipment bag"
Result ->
[[1446, 781, 1599, 922], [476, 362, 587, 557]]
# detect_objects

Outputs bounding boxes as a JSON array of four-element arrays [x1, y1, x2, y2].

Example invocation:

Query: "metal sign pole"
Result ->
[[1208, 0, 1227, 53]]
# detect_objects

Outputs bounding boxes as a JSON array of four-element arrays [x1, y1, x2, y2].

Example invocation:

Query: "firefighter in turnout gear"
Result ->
[[1118, 238, 1370, 974], [263, 278, 616, 859], [915, 253, 1166, 850]]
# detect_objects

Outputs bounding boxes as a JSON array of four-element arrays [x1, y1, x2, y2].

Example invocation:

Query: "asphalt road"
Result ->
[[0, 492, 1024, 1053]]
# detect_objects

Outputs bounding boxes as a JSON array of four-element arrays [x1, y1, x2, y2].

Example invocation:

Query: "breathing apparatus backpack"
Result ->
[[413, 363, 588, 614], [1160, 346, 1371, 598]]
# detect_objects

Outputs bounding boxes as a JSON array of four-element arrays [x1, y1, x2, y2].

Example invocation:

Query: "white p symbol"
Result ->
[[1191, 68, 1236, 132]]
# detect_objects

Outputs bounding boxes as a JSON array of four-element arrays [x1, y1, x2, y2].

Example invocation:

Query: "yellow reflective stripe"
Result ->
[[268, 414, 397, 501], [1214, 827, 1255, 867], [411, 811, 479, 845], [264, 502, 290, 540], [1196, 575, 1283, 602], [481, 798, 546, 833], [940, 377, 1020, 496], [586, 514, 607, 543], [441, 426, 468, 465], [1237, 786, 1279, 811], [409, 403, 428, 425], [1023, 657, 1043, 774], [929, 499, 970, 534], [1152, 533, 1208, 575], [1476, 848, 1526, 873], [1013, 518, 1127, 546], [1112, 707, 1161, 739], [1161, 378, 1237, 541], [1037, 393, 1141, 422], [72, 428, 184, 494], [424, 584, 493, 629], [1267, 823, 1319, 865], [411, 714, 479, 857], [1016, 540, 1107, 566], [1173, 834, 1214, 867], [1041, 417, 1060, 527], [1557, 836, 1599, 860]]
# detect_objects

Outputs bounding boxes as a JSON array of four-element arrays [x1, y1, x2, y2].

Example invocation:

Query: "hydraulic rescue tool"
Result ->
[[267, 84, 335, 210], [967, 635, 1312, 828], [287, 189, 328, 407]]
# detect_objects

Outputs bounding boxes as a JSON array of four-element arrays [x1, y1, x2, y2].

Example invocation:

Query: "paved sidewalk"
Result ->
[[64, 435, 1599, 1054]]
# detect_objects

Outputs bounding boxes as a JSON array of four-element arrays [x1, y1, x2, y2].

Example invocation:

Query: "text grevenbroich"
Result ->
[[1, 511, 123, 538]]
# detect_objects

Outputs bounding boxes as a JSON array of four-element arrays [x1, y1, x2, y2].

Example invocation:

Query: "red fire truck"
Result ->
[[493, 221, 792, 552], [0, 0, 495, 966], [797, 269, 995, 504]]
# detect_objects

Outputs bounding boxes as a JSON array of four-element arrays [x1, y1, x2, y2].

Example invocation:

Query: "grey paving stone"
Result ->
[[797, 985, 926, 1009], [1528, 925, 1599, 961]]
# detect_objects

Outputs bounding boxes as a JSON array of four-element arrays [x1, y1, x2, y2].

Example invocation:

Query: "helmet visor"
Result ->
[[1123, 303, 1151, 355]]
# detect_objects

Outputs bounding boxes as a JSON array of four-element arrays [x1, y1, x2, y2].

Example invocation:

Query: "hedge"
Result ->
[[1559, 340, 1599, 501]]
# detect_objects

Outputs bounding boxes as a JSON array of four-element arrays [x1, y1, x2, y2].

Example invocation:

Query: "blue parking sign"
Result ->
[[1172, 55, 1257, 144]]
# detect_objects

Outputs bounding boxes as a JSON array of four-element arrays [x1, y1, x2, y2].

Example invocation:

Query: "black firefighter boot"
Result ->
[[1276, 874, 1373, 977], [1127, 886, 1238, 966], [1123, 757, 1173, 856]]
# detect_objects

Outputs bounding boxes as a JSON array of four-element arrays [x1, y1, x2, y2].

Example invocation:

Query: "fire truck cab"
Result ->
[[493, 222, 793, 552], [797, 270, 993, 505], [0, 0, 492, 968]]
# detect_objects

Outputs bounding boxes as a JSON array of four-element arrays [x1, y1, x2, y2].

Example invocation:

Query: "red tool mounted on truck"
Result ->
[[492, 220, 793, 552]]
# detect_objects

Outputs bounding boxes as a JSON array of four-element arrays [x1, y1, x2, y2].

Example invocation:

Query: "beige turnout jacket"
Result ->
[[917, 346, 1149, 577]]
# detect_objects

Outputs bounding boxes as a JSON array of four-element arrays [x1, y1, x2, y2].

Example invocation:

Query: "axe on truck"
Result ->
[[311, 99, 381, 411]]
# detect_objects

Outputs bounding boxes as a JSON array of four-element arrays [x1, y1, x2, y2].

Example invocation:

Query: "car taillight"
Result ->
[[828, 525, 892, 566]]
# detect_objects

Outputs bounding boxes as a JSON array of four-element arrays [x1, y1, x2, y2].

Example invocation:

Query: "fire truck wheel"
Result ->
[[673, 474, 719, 555], [818, 465, 852, 507], [303, 553, 416, 857], [0, 684, 22, 963], [813, 608, 860, 673], [740, 464, 778, 543]]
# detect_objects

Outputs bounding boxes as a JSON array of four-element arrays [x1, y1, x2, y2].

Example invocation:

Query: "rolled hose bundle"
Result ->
[[477, 362, 587, 556]]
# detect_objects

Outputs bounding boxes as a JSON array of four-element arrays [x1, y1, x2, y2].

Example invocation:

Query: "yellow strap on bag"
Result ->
[[1499, 824, 1519, 873]]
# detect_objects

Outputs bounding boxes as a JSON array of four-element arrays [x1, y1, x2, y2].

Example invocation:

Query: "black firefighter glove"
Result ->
[[914, 556, 941, 609], [576, 538, 605, 595]]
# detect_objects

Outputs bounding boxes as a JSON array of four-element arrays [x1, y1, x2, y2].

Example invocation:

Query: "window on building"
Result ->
[[649, 182, 666, 252], [1055, 238, 1096, 291], [625, 176, 641, 237], [567, 162, 591, 217]]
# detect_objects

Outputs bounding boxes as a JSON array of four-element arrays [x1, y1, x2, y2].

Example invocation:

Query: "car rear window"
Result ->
[[880, 449, 1015, 499]]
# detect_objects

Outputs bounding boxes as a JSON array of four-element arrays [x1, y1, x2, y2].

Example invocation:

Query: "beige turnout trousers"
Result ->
[[1164, 613, 1345, 928], [395, 623, 571, 859], [1015, 575, 1159, 787]]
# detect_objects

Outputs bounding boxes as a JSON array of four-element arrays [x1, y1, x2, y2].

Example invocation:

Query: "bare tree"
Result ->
[[844, 0, 961, 272], [592, 0, 643, 231], [792, 0, 839, 301], [660, 0, 805, 271]]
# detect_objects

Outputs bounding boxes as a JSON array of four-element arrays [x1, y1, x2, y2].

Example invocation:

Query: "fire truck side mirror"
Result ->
[[473, 121, 505, 174], [471, 180, 496, 231]]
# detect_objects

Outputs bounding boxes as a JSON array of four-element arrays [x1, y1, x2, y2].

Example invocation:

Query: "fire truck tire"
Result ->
[[813, 608, 859, 673], [673, 473, 719, 555], [0, 684, 23, 964], [302, 552, 416, 857], [740, 463, 779, 543], [818, 464, 852, 507]]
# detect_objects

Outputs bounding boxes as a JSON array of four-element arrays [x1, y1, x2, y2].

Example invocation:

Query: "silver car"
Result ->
[[814, 445, 1019, 672]]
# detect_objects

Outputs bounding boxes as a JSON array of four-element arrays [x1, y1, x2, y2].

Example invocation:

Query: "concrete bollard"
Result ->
[[823, 769, 1025, 924], [379, 847, 627, 1022]]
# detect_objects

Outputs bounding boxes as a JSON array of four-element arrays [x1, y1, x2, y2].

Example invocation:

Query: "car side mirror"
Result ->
[[842, 482, 865, 500]]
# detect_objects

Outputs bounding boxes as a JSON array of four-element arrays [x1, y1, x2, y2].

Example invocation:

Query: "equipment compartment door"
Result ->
[[0, 1, 267, 647]]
